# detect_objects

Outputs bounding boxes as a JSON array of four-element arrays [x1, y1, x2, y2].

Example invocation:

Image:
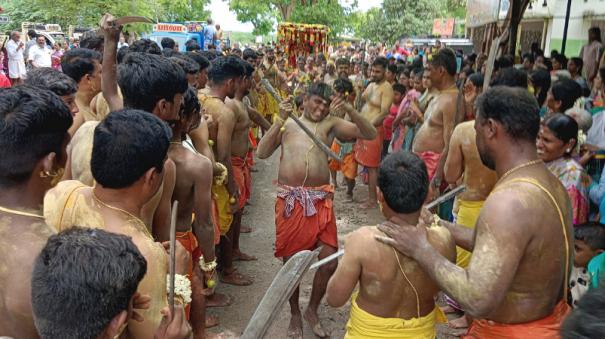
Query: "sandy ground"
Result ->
[[208, 152, 467, 338]]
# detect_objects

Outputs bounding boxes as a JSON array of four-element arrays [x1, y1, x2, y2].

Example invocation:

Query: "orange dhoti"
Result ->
[[329, 141, 358, 180], [463, 300, 571, 339], [274, 184, 338, 258], [175, 230, 202, 320], [247, 129, 256, 168], [231, 156, 251, 210], [355, 126, 384, 168], [416, 151, 441, 182]]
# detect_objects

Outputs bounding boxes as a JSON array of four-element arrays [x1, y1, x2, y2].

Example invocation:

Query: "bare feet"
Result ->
[[233, 250, 257, 261], [359, 201, 377, 209], [287, 313, 303, 339], [240, 224, 253, 233], [220, 269, 253, 286], [205, 314, 219, 328], [448, 314, 470, 329], [206, 292, 232, 307], [345, 193, 354, 202], [303, 309, 328, 338], [206, 330, 238, 339]]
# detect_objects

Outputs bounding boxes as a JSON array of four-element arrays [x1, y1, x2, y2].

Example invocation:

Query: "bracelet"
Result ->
[[174, 295, 185, 305], [274, 116, 286, 126], [199, 255, 218, 272], [166, 274, 192, 305]]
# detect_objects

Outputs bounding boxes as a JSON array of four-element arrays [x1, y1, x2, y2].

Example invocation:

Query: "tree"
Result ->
[[352, 0, 445, 44], [2, 0, 209, 33], [228, 0, 356, 36]]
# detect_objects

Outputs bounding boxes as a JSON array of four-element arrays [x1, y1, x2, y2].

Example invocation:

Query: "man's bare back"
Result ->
[[475, 165, 572, 322], [446, 121, 497, 201], [0, 215, 54, 338], [413, 89, 458, 153], [345, 226, 455, 319]]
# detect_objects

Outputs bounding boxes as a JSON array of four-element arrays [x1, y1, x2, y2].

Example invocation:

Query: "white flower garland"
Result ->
[[166, 274, 192, 305]]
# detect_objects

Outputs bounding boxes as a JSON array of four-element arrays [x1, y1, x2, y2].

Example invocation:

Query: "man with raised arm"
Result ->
[[257, 82, 376, 338]]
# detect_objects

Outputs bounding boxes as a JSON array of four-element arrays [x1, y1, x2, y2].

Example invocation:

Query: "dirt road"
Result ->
[[209, 152, 465, 338]]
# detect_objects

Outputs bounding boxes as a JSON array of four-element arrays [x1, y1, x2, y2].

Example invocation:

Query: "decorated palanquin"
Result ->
[[277, 22, 330, 68]]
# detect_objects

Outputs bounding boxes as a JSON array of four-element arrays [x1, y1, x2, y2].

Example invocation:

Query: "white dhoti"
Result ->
[[8, 60, 26, 79]]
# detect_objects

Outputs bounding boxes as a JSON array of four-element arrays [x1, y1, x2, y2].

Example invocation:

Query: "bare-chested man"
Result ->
[[378, 86, 573, 337], [225, 59, 264, 262], [199, 56, 253, 286], [355, 56, 394, 209], [257, 83, 376, 338], [44, 110, 191, 338], [61, 48, 102, 136], [412, 48, 460, 199], [327, 152, 456, 338], [0, 86, 72, 339], [168, 86, 217, 337]]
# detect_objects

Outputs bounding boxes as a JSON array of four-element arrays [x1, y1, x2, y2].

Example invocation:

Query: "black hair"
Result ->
[[495, 55, 514, 70], [91, 109, 171, 188], [185, 52, 210, 70], [0, 86, 72, 187], [128, 39, 161, 55], [387, 64, 398, 74], [161, 37, 176, 50], [372, 56, 388, 69], [476, 86, 540, 142], [181, 86, 201, 120], [31, 227, 147, 339], [522, 53, 535, 64], [162, 48, 178, 58], [412, 68, 423, 79], [295, 94, 304, 109], [207, 56, 244, 85], [240, 59, 254, 77], [392, 83, 406, 94], [79, 34, 104, 52], [574, 222, 605, 250], [467, 72, 484, 88], [242, 48, 257, 62], [551, 79, 582, 112], [116, 46, 130, 64], [185, 39, 200, 52], [27, 29, 36, 38], [333, 77, 354, 94], [589, 27, 602, 43], [61, 48, 102, 83], [118, 52, 188, 113], [378, 152, 428, 213], [552, 53, 568, 69], [336, 58, 350, 67], [561, 285, 605, 338], [430, 48, 457, 76], [530, 68, 551, 106], [231, 48, 242, 55], [170, 55, 200, 74], [25, 68, 77, 96], [306, 82, 333, 103], [544, 113, 578, 146], [569, 57, 583, 73], [491, 67, 528, 88], [200, 50, 217, 61]]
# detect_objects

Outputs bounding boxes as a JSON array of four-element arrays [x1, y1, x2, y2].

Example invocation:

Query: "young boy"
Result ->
[[382, 83, 406, 159], [326, 152, 456, 338], [571, 222, 605, 307]]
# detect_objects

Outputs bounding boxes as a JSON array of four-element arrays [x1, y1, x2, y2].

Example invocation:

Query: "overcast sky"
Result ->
[[208, 0, 383, 33]]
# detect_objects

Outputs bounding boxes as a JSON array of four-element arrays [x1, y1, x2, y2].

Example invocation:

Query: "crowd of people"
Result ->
[[2, 10, 605, 339]]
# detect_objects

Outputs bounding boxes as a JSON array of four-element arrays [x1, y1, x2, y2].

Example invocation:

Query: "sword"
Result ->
[[168, 200, 179, 314], [309, 185, 466, 270], [260, 78, 342, 162]]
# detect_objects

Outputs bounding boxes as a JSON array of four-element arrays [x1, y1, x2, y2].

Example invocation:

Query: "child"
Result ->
[[382, 83, 406, 159], [570, 222, 605, 307]]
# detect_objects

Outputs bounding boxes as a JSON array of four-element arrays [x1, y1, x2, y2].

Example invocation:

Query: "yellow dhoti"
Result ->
[[345, 295, 445, 339], [212, 181, 233, 235], [455, 199, 484, 268]]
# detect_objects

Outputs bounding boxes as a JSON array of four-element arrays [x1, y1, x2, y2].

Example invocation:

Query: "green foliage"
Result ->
[[1, 0, 210, 33], [228, 0, 356, 36]]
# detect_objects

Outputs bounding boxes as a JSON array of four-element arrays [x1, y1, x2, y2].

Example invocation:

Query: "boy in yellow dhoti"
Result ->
[[326, 152, 456, 338]]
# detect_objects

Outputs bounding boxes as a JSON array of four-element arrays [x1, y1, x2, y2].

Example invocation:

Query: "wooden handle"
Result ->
[[168, 200, 179, 315]]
